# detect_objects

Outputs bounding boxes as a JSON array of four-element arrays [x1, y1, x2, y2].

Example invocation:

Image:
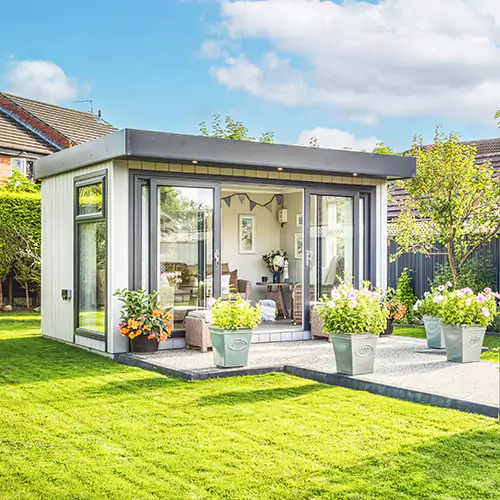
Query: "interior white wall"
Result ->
[[221, 192, 282, 303], [279, 192, 304, 283]]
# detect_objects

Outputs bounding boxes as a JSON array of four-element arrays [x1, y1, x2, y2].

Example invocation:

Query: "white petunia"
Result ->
[[482, 307, 490, 317]]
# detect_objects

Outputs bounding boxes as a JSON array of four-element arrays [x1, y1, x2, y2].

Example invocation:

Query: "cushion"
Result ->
[[188, 310, 213, 324], [222, 269, 238, 293], [259, 300, 276, 322], [221, 274, 231, 295]]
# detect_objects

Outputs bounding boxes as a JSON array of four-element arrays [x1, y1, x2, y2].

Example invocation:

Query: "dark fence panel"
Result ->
[[388, 238, 500, 298]]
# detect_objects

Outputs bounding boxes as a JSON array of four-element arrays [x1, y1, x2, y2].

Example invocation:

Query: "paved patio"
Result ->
[[117, 336, 500, 418]]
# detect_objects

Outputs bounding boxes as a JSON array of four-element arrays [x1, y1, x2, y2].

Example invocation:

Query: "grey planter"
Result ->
[[209, 326, 253, 368], [441, 324, 486, 363], [330, 333, 378, 376], [422, 315, 445, 349]]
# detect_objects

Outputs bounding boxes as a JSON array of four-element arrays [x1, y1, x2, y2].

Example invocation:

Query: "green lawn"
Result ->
[[1, 313, 499, 500], [394, 326, 500, 362]]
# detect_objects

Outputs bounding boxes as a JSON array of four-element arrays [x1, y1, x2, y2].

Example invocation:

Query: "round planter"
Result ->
[[441, 324, 486, 363], [130, 335, 159, 353], [209, 326, 253, 368], [380, 319, 394, 336], [422, 315, 445, 349], [329, 333, 378, 376]]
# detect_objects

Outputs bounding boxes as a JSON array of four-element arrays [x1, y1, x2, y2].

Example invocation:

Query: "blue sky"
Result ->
[[1, 0, 499, 152]]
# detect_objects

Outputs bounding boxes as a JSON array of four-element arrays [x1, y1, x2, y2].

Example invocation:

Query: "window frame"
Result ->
[[74, 171, 108, 346]]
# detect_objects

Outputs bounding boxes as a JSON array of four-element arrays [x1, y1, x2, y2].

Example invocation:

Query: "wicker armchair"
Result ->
[[185, 310, 212, 352], [311, 308, 327, 339]]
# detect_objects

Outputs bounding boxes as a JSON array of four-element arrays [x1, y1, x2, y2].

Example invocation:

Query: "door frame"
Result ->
[[303, 186, 376, 329], [130, 173, 222, 300]]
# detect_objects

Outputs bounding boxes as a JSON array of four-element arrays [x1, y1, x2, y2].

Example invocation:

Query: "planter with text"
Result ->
[[318, 281, 387, 376], [413, 286, 450, 349], [438, 287, 498, 364], [209, 327, 254, 368], [114, 288, 173, 354], [422, 315, 445, 349], [209, 294, 262, 368]]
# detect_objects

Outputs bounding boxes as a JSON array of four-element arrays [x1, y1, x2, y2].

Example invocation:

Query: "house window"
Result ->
[[75, 175, 106, 337], [10, 158, 34, 179]]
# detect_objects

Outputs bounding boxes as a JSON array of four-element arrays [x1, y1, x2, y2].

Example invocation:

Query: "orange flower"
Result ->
[[120, 327, 129, 335], [152, 309, 161, 317], [148, 334, 156, 340], [165, 314, 173, 322]]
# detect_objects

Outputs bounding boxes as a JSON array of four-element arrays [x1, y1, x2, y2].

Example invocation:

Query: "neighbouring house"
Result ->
[[34, 129, 415, 354], [0, 92, 116, 184], [387, 138, 500, 296], [0, 91, 117, 307]]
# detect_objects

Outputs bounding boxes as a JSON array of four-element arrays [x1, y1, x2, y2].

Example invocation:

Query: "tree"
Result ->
[[13, 228, 41, 308], [0, 224, 16, 307], [199, 114, 275, 143], [391, 127, 500, 285]]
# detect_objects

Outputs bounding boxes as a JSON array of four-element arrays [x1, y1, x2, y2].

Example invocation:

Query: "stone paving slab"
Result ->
[[117, 336, 500, 417]]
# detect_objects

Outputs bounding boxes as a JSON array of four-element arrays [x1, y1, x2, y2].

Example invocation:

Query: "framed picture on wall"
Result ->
[[295, 233, 303, 259], [239, 215, 255, 254], [296, 213, 303, 227]]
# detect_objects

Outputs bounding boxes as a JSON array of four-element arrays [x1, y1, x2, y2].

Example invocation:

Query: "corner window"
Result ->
[[75, 175, 106, 337]]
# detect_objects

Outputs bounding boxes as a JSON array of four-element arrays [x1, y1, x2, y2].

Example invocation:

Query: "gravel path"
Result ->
[[133, 336, 500, 408]]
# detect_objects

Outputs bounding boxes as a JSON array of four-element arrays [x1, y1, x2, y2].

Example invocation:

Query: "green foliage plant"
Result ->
[[413, 281, 452, 317], [211, 294, 262, 331], [395, 268, 418, 323], [392, 127, 500, 286], [317, 281, 387, 335], [114, 289, 173, 342], [440, 287, 499, 327], [431, 255, 496, 293], [199, 114, 275, 143]]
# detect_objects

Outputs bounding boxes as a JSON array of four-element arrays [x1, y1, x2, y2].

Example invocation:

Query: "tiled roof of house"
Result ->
[[0, 111, 57, 155], [0, 92, 117, 155], [388, 138, 500, 222]]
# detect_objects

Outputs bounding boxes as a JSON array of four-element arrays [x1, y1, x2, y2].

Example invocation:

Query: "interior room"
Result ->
[[221, 184, 304, 333]]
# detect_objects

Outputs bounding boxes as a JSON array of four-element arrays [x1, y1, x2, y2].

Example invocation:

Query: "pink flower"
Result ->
[[476, 294, 485, 303], [438, 285, 445, 292], [465, 298, 472, 306], [484, 288, 492, 294], [446, 281, 452, 287], [482, 307, 490, 317]]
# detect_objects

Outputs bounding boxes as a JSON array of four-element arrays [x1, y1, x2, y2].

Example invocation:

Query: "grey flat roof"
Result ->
[[35, 128, 416, 180]]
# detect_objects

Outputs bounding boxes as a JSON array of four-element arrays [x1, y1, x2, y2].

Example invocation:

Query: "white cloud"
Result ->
[[5, 60, 84, 104], [205, 0, 500, 123], [298, 127, 380, 152]]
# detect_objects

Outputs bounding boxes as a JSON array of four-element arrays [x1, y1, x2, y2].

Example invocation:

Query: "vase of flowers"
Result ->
[[439, 287, 498, 363], [262, 250, 288, 283], [114, 289, 174, 353], [317, 281, 387, 375], [209, 294, 262, 368], [413, 283, 451, 348]]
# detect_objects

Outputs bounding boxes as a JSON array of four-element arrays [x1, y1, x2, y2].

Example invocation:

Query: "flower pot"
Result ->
[[422, 315, 445, 349], [441, 324, 486, 363], [130, 335, 159, 353], [209, 326, 253, 368], [381, 319, 394, 336], [272, 270, 280, 283], [330, 333, 378, 376]]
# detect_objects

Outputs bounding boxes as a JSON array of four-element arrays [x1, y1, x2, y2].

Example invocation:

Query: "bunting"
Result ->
[[221, 193, 284, 212]]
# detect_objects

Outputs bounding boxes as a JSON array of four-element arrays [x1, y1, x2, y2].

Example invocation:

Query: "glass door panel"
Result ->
[[309, 195, 354, 303], [157, 186, 214, 331]]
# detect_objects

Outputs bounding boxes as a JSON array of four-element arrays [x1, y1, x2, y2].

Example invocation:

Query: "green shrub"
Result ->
[[211, 295, 262, 330], [432, 255, 496, 293], [395, 268, 418, 323], [440, 288, 498, 327]]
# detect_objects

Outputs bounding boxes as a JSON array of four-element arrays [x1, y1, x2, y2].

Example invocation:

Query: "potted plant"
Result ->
[[209, 294, 262, 368], [381, 288, 406, 336], [413, 283, 451, 348], [439, 287, 498, 363], [317, 281, 387, 376], [114, 289, 173, 353], [262, 250, 288, 283]]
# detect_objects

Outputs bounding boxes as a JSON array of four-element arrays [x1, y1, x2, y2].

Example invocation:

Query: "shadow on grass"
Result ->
[[321, 426, 500, 499], [196, 383, 327, 406], [0, 335, 124, 385]]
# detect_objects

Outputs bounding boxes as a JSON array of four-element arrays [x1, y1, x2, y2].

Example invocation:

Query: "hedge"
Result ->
[[0, 191, 41, 238]]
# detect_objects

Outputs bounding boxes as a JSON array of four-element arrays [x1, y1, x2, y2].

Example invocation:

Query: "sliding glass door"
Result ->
[[304, 188, 372, 328], [133, 177, 221, 333]]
